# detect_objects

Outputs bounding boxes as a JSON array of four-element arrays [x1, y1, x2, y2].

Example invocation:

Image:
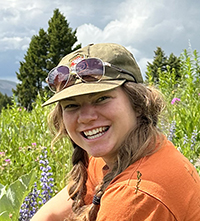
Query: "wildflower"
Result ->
[[0, 152, 5, 156], [198, 93, 200, 96], [159, 119, 167, 134], [39, 148, 54, 205], [19, 148, 54, 219], [190, 128, 198, 151], [19, 182, 40, 220], [32, 143, 37, 146], [5, 159, 11, 163], [190, 159, 194, 164], [183, 133, 188, 145], [167, 120, 176, 142], [195, 158, 200, 167], [171, 98, 181, 105]]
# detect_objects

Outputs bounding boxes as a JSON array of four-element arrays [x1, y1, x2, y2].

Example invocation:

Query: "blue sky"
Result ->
[[0, 0, 200, 82]]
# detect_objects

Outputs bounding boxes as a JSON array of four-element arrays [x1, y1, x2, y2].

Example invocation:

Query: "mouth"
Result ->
[[82, 126, 109, 140]]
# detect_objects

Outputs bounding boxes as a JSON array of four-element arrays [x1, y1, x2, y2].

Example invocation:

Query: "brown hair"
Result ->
[[48, 82, 165, 221]]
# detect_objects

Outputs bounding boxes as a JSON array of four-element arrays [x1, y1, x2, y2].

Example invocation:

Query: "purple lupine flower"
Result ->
[[19, 182, 40, 220], [190, 128, 198, 151], [19, 147, 54, 219], [167, 120, 176, 142], [39, 148, 54, 205], [183, 133, 188, 145], [171, 98, 181, 105]]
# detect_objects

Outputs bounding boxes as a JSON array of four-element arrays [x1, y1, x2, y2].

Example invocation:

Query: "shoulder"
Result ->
[[97, 184, 175, 221], [104, 137, 200, 220]]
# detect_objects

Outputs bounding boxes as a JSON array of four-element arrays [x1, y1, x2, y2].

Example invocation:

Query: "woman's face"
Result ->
[[60, 87, 137, 166]]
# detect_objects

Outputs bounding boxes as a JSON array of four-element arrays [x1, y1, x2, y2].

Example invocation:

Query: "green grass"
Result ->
[[0, 96, 72, 193], [156, 49, 200, 171]]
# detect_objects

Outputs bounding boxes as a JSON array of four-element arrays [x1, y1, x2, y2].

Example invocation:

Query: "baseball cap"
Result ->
[[42, 43, 143, 106]]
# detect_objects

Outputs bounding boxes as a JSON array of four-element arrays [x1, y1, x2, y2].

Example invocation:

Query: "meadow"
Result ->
[[0, 49, 199, 220]]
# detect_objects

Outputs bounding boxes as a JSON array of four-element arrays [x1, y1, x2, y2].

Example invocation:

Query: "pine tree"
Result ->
[[0, 92, 13, 113], [13, 29, 48, 110], [14, 9, 81, 110], [167, 53, 182, 80], [146, 47, 167, 83], [47, 9, 81, 71], [146, 47, 182, 84]]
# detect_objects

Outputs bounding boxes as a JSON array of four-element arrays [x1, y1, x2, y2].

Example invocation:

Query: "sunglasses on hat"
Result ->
[[46, 57, 136, 93]]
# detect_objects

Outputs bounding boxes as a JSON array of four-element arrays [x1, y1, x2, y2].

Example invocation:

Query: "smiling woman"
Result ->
[[60, 87, 137, 166], [31, 43, 200, 221]]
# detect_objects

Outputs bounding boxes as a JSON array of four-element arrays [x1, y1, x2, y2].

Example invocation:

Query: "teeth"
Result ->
[[83, 127, 107, 139], [87, 132, 104, 140]]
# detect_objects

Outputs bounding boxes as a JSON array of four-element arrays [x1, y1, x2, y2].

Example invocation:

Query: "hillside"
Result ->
[[0, 79, 17, 96]]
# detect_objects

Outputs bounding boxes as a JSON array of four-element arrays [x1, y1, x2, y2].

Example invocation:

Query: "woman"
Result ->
[[31, 43, 200, 221]]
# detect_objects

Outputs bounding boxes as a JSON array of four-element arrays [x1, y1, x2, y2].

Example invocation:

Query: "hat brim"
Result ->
[[42, 79, 126, 107]]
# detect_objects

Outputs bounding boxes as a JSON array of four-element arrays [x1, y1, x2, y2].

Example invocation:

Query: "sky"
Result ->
[[0, 0, 200, 82]]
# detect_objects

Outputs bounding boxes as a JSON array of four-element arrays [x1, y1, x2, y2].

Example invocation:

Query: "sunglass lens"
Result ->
[[76, 58, 103, 82], [48, 66, 70, 92]]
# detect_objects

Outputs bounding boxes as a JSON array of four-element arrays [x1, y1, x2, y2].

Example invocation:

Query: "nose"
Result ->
[[77, 103, 98, 124]]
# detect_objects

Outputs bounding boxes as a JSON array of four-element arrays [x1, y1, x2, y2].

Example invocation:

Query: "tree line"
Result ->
[[0, 8, 183, 111]]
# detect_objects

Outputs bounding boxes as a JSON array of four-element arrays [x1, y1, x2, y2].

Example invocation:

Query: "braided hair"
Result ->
[[48, 82, 165, 221]]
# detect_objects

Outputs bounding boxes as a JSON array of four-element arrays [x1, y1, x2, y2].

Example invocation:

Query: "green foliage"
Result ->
[[0, 169, 36, 220], [14, 29, 49, 111], [0, 94, 72, 192], [14, 8, 81, 110], [152, 49, 200, 169], [146, 47, 181, 84], [0, 92, 13, 113]]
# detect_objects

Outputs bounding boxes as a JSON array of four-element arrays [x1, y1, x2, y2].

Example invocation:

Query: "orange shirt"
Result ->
[[85, 137, 200, 221]]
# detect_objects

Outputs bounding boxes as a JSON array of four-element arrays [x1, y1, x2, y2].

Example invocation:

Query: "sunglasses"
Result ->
[[46, 57, 136, 92]]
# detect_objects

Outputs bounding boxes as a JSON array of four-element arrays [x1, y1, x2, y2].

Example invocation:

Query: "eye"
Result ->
[[62, 103, 79, 111], [96, 96, 110, 103]]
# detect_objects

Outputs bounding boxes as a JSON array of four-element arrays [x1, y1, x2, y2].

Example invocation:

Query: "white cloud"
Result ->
[[0, 36, 31, 51], [1, 0, 200, 81]]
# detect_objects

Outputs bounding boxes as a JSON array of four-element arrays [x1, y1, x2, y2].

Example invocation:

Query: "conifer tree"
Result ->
[[146, 47, 181, 84], [13, 29, 48, 110], [14, 9, 81, 110], [0, 92, 13, 113], [167, 53, 181, 80], [146, 47, 167, 83], [47, 9, 81, 71]]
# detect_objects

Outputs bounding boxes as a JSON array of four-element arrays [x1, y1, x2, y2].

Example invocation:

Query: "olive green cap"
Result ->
[[42, 43, 143, 106]]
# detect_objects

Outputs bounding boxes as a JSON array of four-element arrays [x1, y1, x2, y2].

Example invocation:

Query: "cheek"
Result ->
[[62, 113, 81, 146], [62, 113, 74, 133]]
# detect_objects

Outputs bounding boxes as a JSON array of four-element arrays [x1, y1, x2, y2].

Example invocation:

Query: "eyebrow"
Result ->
[[63, 92, 105, 101], [62, 89, 115, 103]]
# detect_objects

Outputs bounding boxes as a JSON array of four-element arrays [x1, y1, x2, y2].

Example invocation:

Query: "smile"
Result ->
[[82, 126, 109, 140]]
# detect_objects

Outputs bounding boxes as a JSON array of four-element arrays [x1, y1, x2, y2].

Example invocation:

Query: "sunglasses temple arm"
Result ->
[[105, 62, 137, 83]]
